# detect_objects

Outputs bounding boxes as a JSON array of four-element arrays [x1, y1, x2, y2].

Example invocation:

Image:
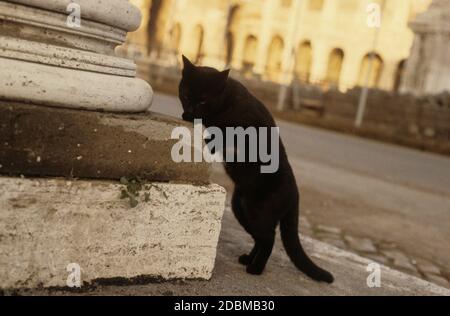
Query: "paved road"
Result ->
[[152, 93, 450, 195], [151, 93, 450, 287]]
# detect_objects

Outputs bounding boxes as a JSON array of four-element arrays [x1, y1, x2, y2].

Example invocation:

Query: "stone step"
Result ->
[[0, 102, 209, 184], [0, 176, 226, 289]]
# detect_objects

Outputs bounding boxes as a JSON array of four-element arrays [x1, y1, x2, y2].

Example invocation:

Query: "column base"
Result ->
[[0, 57, 153, 112]]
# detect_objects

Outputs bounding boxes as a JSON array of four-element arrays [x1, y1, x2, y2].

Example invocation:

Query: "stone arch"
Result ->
[[225, 5, 242, 66], [266, 35, 285, 81], [242, 35, 258, 75], [326, 48, 344, 87], [393, 59, 407, 92], [192, 25, 205, 64], [169, 23, 182, 55], [225, 32, 235, 67], [295, 40, 313, 82], [147, 0, 173, 55], [357, 52, 384, 88]]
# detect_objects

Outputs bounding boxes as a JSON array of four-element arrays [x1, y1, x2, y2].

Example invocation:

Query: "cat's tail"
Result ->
[[280, 206, 335, 283]]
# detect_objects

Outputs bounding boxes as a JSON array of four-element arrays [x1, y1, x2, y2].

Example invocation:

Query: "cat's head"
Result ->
[[179, 55, 230, 122]]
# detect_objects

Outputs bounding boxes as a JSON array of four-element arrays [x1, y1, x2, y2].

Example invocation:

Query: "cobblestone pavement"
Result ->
[[299, 216, 450, 289]]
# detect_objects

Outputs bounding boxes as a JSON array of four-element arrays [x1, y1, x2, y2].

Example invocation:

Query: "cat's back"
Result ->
[[221, 77, 293, 187], [224, 77, 277, 128]]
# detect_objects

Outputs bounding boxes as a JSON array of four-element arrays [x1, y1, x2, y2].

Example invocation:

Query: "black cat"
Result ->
[[179, 55, 334, 283]]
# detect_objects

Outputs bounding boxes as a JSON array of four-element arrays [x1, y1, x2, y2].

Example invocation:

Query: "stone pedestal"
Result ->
[[402, 0, 450, 95], [0, 0, 227, 289], [0, 101, 227, 289], [0, 0, 153, 111]]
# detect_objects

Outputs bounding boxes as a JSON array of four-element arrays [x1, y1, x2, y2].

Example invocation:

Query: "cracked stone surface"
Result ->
[[0, 177, 226, 289]]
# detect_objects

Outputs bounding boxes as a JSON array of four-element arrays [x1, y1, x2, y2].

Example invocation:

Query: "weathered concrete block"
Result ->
[[0, 102, 209, 184], [0, 177, 226, 289]]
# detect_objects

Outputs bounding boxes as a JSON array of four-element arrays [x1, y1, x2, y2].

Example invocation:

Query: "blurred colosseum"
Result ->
[[121, 0, 432, 92]]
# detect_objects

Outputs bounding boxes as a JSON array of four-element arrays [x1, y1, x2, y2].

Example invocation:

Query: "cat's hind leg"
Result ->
[[238, 246, 257, 266], [243, 197, 278, 275], [246, 229, 275, 275], [246, 213, 277, 274]]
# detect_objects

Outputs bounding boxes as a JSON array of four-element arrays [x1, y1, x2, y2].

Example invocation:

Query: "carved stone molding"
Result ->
[[0, 0, 153, 112]]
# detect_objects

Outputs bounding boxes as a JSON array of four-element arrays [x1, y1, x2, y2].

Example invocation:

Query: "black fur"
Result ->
[[179, 55, 334, 283]]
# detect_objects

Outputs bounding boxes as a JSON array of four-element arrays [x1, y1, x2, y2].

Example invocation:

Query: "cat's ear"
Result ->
[[182, 55, 195, 71], [218, 69, 230, 82], [214, 69, 230, 92]]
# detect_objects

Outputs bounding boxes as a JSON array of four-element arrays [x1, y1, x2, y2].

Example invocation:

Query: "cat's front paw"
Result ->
[[246, 264, 265, 275], [238, 254, 252, 266]]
